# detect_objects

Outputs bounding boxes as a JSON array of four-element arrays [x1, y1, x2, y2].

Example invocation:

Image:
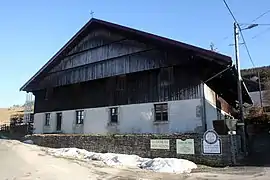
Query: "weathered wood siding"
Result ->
[[67, 28, 124, 56], [35, 27, 186, 90], [50, 39, 153, 73], [40, 49, 166, 88], [34, 66, 202, 113]]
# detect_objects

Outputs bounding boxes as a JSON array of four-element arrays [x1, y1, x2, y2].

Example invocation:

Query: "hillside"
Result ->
[[241, 66, 270, 83], [241, 66, 270, 92], [0, 107, 24, 125]]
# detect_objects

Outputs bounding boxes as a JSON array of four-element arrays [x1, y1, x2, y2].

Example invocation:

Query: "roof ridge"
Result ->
[[20, 18, 232, 91]]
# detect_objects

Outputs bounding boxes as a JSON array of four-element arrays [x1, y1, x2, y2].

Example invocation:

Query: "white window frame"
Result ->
[[109, 107, 118, 124], [45, 113, 50, 126], [75, 110, 84, 124], [154, 103, 168, 122]]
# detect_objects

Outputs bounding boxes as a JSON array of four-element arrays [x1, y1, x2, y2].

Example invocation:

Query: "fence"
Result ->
[[0, 124, 10, 132], [0, 123, 33, 136]]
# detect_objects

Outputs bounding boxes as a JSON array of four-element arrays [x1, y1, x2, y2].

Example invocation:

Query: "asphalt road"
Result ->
[[0, 139, 114, 180], [1, 139, 270, 180], [0, 139, 186, 180], [0, 140, 32, 178]]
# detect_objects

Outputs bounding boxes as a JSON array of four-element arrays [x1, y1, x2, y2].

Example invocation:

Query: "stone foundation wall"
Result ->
[[25, 134, 243, 166]]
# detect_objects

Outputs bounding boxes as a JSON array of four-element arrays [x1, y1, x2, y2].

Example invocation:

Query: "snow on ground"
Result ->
[[140, 158, 197, 173], [23, 139, 34, 144], [45, 147, 197, 174]]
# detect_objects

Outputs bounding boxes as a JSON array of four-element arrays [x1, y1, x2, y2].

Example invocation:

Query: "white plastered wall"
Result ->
[[33, 99, 203, 134]]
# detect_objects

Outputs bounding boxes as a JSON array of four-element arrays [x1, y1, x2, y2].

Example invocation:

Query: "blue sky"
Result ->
[[0, 0, 269, 107]]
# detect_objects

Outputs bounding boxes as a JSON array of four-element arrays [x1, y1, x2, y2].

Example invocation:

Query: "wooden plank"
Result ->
[[37, 49, 165, 89], [34, 66, 202, 113]]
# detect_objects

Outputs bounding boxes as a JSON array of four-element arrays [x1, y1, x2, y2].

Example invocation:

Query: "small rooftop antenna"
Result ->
[[90, 10, 94, 18], [210, 42, 218, 52]]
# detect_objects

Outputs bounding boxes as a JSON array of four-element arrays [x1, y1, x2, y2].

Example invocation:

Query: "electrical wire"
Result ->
[[251, 9, 270, 23], [222, 0, 256, 67], [222, 0, 238, 23], [238, 30, 256, 67], [252, 27, 270, 39], [222, 0, 265, 110], [241, 9, 270, 29], [240, 23, 270, 26]]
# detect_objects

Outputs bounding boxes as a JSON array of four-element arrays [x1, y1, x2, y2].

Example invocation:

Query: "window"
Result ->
[[45, 113, 50, 126], [76, 110, 84, 124], [154, 103, 168, 122], [110, 107, 118, 123]]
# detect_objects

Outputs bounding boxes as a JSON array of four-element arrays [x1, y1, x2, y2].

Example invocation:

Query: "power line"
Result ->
[[252, 27, 270, 39], [222, 0, 238, 23], [251, 9, 270, 23], [241, 9, 270, 29], [240, 23, 270, 26], [239, 30, 256, 67], [222, 0, 256, 67]]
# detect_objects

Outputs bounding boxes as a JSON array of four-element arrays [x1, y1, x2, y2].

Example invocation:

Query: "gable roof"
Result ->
[[20, 18, 232, 92]]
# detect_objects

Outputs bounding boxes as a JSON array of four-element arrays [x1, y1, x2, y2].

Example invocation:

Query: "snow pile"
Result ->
[[23, 140, 34, 144], [140, 158, 197, 174], [46, 147, 197, 173], [47, 148, 148, 167]]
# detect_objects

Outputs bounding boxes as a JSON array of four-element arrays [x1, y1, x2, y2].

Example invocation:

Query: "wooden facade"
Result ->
[[34, 28, 191, 90], [21, 19, 253, 114], [34, 65, 202, 113], [30, 26, 210, 113]]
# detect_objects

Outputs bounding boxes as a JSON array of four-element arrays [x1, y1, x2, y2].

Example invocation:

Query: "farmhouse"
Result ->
[[20, 18, 252, 134]]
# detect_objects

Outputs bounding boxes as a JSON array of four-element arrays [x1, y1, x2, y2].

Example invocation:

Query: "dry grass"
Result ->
[[0, 107, 24, 125]]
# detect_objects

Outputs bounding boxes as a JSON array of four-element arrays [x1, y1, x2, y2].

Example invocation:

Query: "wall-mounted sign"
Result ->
[[202, 129, 221, 154], [203, 129, 218, 144], [176, 139, 195, 154], [202, 139, 221, 154], [150, 139, 170, 150]]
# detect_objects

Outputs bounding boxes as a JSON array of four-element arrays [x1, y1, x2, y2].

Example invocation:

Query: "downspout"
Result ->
[[201, 83, 207, 132]]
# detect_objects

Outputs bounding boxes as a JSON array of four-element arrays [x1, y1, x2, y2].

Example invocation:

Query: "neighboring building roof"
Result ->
[[20, 18, 231, 92], [249, 91, 269, 107]]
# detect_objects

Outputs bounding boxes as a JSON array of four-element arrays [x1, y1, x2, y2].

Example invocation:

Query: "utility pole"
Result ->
[[234, 22, 247, 154]]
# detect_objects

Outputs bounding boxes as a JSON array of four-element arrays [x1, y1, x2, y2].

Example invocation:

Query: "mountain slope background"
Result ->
[[241, 66, 270, 92]]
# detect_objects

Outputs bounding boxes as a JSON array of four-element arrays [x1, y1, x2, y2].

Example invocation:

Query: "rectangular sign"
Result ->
[[176, 139, 195, 154], [202, 139, 221, 154], [150, 139, 170, 150]]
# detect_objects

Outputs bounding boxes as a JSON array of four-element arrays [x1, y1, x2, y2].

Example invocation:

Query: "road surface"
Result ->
[[0, 139, 270, 180]]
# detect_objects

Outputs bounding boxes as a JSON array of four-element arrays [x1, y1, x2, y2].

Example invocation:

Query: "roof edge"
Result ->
[[20, 18, 232, 91], [20, 18, 96, 91]]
